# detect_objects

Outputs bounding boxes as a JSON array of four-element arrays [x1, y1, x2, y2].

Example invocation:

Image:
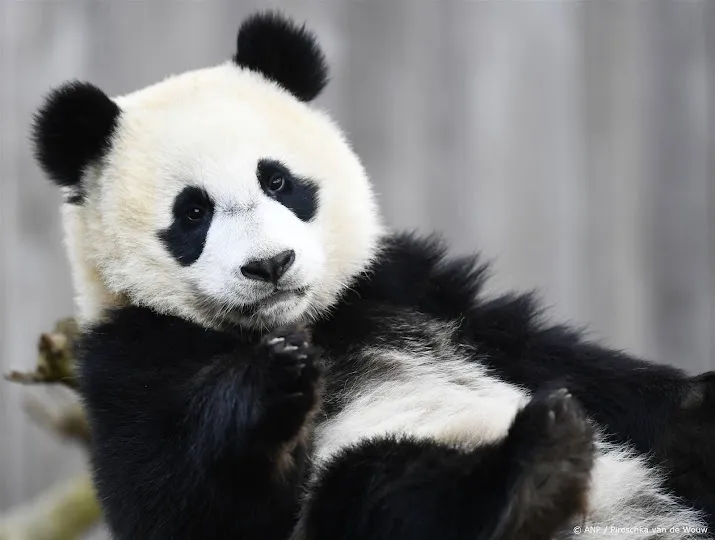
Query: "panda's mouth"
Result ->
[[191, 285, 310, 328], [237, 285, 308, 313], [259, 287, 307, 307]]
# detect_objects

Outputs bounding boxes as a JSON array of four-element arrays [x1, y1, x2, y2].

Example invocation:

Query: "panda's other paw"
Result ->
[[513, 388, 594, 464], [253, 324, 322, 446], [510, 388, 595, 497], [496, 388, 595, 540]]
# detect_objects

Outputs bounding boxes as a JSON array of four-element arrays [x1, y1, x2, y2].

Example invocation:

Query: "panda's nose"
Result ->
[[240, 250, 295, 285]]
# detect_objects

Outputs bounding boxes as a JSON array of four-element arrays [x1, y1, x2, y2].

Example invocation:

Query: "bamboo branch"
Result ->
[[1, 317, 101, 540], [4, 318, 79, 389], [23, 400, 90, 448], [0, 474, 101, 540]]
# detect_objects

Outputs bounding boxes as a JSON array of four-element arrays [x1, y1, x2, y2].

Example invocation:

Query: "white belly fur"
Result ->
[[315, 343, 710, 539]]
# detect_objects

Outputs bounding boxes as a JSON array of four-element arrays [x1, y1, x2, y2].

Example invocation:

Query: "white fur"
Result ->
[[63, 62, 383, 329], [315, 323, 709, 539], [315, 348, 528, 458]]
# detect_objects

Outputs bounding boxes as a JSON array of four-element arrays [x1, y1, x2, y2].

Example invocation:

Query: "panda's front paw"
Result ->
[[253, 325, 322, 446]]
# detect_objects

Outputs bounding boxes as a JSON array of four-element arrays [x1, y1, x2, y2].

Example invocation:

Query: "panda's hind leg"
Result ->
[[488, 388, 595, 540], [295, 388, 594, 540]]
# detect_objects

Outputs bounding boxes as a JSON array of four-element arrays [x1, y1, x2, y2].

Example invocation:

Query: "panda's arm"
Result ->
[[78, 306, 320, 540]]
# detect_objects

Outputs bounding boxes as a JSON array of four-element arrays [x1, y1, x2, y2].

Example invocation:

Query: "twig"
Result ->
[[23, 400, 91, 447], [0, 317, 101, 539], [0, 474, 101, 540], [4, 318, 79, 389]]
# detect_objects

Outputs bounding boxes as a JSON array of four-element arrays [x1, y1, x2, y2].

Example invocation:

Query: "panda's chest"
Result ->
[[313, 331, 530, 464]]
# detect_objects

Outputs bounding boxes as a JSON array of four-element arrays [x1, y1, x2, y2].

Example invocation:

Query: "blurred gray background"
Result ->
[[1, 0, 713, 536]]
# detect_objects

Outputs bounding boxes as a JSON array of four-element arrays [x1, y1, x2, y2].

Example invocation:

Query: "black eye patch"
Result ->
[[158, 186, 215, 266], [257, 159, 318, 222]]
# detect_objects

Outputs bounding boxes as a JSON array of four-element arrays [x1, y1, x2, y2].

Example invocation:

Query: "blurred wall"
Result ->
[[1, 0, 713, 529]]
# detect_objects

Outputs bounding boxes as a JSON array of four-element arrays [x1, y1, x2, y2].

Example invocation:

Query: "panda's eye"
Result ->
[[267, 173, 287, 194], [185, 206, 206, 221]]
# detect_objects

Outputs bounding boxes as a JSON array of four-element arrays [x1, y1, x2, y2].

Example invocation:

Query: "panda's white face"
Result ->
[[60, 64, 383, 329], [34, 13, 384, 329]]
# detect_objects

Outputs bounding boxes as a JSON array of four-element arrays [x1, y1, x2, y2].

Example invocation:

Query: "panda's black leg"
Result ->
[[487, 388, 595, 540], [295, 388, 594, 540]]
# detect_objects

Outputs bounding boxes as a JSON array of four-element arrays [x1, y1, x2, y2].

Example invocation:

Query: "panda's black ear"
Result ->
[[32, 82, 120, 192], [233, 11, 329, 102]]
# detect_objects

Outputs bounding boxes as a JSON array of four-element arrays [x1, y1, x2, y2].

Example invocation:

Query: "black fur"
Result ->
[[312, 232, 715, 525], [257, 159, 318, 222], [159, 186, 215, 266], [654, 371, 715, 521], [78, 308, 321, 539], [32, 82, 120, 198], [296, 388, 593, 540], [233, 12, 328, 102], [78, 233, 715, 538]]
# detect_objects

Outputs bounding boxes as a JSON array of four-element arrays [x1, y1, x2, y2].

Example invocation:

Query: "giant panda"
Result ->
[[31, 11, 715, 540]]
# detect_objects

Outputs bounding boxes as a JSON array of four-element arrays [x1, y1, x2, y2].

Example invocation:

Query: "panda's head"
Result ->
[[32, 12, 383, 330]]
